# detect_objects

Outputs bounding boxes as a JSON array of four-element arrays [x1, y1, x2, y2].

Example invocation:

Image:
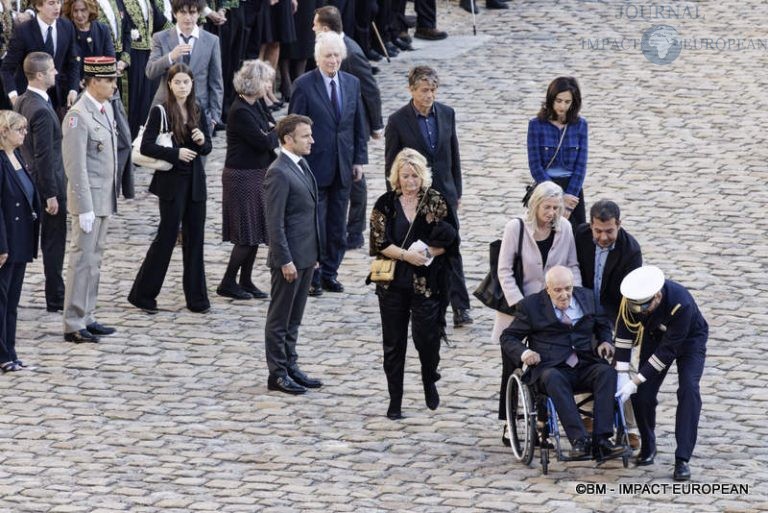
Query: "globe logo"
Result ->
[[641, 25, 682, 64]]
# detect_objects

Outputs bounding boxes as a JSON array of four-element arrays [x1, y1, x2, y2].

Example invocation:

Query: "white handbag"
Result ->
[[132, 105, 174, 171]]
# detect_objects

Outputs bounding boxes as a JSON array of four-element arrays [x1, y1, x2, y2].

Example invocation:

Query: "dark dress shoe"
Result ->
[[46, 304, 63, 313], [453, 309, 473, 327], [188, 305, 211, 313], [636, 447, 656, 466], [308, 285, 324, 297], [128, 296, 159, 314], [64, 329, 100, 343], [240, 283, 268, 299], [288, 367, 323, 388], [414, 27, 448, 41], [594, 437, 625, 460], [393, 37, 414, 51], [486, 0, 509, 9], [398, 32, 412, 44], [424, 381, 440, 410], [384, 42, 400, 56], [216, 284, 253, 300], [673, 459, 691, 481], [1, 361, 22, 372], [569, 437, 592, 459], [267, 374, 306, 395], [460, 0, 480, 13], [371, 66, 380, 75], [321, 278, 344, 293], [86, 323, 116, 335], [365, 49, 383, 61], [386, 409, 403, 420]]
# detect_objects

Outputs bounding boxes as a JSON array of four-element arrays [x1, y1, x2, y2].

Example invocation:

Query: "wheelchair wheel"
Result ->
[[506, 370, 535, 465], [541, 444, 549, 475]]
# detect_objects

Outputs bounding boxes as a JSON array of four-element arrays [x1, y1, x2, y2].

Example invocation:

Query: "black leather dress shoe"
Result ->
[[288, 367, 323, 388], [486, 0, 509, 9], [453, 309, 473, 327], [128, 297, 159, 314], [308, 285, 324, 297], [459, 0, 480, 13], [267, 374, 306, 395], [424, 381, 440, 410], [240, 284, 268, 299], [384, 42, 400, 56], [321, 278, 344, 293], [636, 447, 656, 466], [188, 305, 211, 314], [393, 37, 414, 51], [673, 459, 691, 481], [387, 401, 403, 420], [569, 437, 592, 459], [64, 329, 100, 343], [365, 49, 383, 61], [216, 285, 253, 300], [86, 323, 116, 335], [46, 304, 63, 313], [594, 437, 625, 460], [414, 27, 448, 40]]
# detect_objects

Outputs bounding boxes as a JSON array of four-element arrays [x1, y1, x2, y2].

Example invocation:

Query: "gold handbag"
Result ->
[[370, 257, 397, 283]]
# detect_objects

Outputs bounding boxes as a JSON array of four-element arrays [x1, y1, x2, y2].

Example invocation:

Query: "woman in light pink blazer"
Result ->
[[494, 181, 581, 443]]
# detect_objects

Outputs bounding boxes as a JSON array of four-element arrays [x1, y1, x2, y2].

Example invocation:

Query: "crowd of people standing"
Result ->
[[0, 0, 707, 483]]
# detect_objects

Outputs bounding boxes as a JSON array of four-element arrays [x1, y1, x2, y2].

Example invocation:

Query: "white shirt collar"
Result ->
[[280, 147, 302, 165], [36, 15, 55, 37], [27, 86, 49, 102], [176, 24, 200, 41]]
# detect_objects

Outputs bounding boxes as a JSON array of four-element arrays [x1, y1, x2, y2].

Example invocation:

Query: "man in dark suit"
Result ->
[[1, 0, 80, 113], [263, 114, 323, 395], [288, 30, 367, 295], [575, 200, 643, 322], [15, 52, 67, 313], [385, 65, 472, 328], [500, 266, 623, 459], [312, 5, 383, 250]]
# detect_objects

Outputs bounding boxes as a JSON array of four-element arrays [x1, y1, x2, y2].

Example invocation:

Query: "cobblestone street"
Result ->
[[1, 1, 766, 511]]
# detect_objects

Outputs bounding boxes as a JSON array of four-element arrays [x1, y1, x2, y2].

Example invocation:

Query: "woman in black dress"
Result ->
[[128, 63, 212, 314], [278, 0, 321, 101], [217, 60, 279, 300], [369, 148, 459, 420]]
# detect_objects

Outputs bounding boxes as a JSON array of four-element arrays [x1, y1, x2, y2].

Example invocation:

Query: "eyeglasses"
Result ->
[[13, 126, 28, 133]]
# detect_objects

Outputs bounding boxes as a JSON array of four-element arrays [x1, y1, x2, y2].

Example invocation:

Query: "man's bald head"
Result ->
[[546, 266, 574, 310]]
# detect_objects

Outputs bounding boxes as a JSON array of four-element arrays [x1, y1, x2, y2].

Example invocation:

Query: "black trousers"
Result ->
[[242, 0, 265, 60], [346, 175, 367, 239], [0, 262, 27, 363], [632, 334, 706, 461], [40, 195, 67, 309], [218, 4, 246, 123], [551, 176, 586, 228], [538, 361, 617, 442], [129, 176, 209, 311], [377, 285, 442, 407], [414, 0, 436, 28], [264, 265, 313, 376]]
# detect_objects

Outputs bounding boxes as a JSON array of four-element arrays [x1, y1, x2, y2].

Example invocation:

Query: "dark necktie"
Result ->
[[298, 158, 312, 177], [559, 308, 579, 367], [180, 34, 192, 64], [44, 25, 54, 57], [329, 79, 340, 121]]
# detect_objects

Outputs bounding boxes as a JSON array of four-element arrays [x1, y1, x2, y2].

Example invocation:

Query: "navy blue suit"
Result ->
[[1, 16, 80, 112], [289, 68, 367, 285], [614, 280, 708, 461], [0, 150, 40, 364]]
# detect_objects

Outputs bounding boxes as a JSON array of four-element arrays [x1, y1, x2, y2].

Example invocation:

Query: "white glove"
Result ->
[[79, 211, 95, 233], [615, 379, 638, 404], [617, 372, 631, 394]]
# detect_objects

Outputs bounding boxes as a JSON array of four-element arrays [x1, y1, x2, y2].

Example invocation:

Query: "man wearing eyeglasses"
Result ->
[[614, 265, 708, 482]]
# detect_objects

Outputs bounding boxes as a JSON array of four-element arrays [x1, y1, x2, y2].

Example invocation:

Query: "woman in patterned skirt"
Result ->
[[217, 60, 279, 300]]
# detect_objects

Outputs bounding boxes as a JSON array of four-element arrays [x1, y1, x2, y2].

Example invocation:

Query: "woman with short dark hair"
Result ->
[[527, 76, 588, 227], [128, 63, 212, 314]]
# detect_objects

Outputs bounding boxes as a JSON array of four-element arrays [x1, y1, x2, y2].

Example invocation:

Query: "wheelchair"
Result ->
[[505, 367, 631, 474]]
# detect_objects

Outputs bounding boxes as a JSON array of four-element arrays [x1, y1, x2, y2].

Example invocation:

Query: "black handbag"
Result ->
[[473, 218, 524, 315]]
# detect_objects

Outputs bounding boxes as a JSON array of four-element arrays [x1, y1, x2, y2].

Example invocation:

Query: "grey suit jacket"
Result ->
[[145, 27, 223, 124], [15, 90, 67, 201], [263, 152, 320, 270], [61, 95, 118, 216]]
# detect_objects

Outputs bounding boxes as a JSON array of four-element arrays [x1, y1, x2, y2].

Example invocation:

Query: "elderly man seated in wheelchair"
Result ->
[[500, 265, 624, 460]]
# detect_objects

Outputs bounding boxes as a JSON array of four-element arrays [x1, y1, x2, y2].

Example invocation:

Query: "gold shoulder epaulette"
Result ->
[[670, 304, 682, 316]]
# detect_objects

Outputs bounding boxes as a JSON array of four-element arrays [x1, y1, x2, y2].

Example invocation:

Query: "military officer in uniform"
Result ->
[[61, 56, 120, 343], [614, 265, 708, 481]]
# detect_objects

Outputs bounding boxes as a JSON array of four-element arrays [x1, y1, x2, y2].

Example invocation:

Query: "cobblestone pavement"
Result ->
[[1, 1, 767, 512]]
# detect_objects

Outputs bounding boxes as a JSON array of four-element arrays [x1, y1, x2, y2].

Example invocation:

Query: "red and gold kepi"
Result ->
[[83, 56, 119, 78]]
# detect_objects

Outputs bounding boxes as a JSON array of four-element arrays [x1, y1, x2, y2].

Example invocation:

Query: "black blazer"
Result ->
[[574, 223, 643, 321], [224, 97, 279, 170], [0, 150, 40, 262], [141, 104, 212, 202], [341, 35, 382, 135], [74, 20, 116, 77], [1, 16, 80, 110], [500, 287, 613, 383], [15, 89, 66, 201], [385, 101, 462, 208], [263, 152, 320, 270]]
